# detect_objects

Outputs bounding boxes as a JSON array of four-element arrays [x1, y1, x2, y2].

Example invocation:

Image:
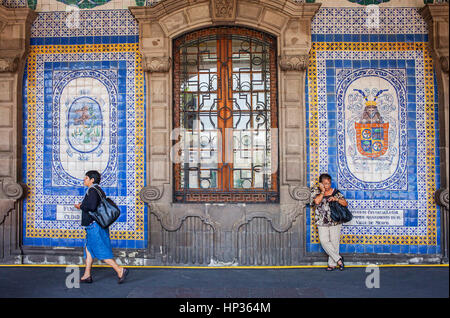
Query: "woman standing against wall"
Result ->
[[310, 173, 348, 271]]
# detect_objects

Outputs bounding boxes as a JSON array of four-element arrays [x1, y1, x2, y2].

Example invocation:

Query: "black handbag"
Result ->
[[88, 186, 121, 229], [329, 189, 353, 223]]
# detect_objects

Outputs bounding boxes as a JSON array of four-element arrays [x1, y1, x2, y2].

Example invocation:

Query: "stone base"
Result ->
[[15, 247, 446, 267]]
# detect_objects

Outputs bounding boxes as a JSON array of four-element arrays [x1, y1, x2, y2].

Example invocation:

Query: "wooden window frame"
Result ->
[[172, 27, 279, 203]]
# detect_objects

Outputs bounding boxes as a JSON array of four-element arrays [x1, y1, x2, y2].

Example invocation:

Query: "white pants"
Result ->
[[318, 224, 342, 267]]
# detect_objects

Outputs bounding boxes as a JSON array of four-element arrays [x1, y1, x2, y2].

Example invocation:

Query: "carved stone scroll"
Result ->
[[279, 54, 309, 72], [139, 186, 164, 202], [142, 56, 171, 73], [210, 0, 236, 22], [436, 188, 449, 210], [0, 57, 18, 73], [0, 179, 24, 201], [289, 186, 310, 202]]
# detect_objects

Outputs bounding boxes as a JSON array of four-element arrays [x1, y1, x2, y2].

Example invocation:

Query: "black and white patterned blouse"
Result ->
[[310, 186, 345, 227]]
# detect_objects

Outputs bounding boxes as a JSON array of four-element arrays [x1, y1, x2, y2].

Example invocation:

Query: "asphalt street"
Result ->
[[0, 265, 447, 298]]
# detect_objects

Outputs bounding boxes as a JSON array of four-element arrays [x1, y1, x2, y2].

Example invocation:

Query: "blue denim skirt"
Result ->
[[84, 221, 114, 260]]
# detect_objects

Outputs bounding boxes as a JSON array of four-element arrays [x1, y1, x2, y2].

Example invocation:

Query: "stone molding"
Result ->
[[289, 185, 310, 202], [420, 4, 449, 188], [279, 54, 309, 71], [139, 185, 164, 202], [440, 55, 449, 74], [146, 199, 306, 263], [0, 179, 24, 201], [435, 188, 449, 210], [420, 4, 449, 60], [148, 201, 305, 237], [0, 5, 36, 182], [210, 0, 237, 22], [0, 6, 37, 68], [0, 57, 18, 73], [420, 3, 449, 262], [141, 183, 309, 234], [142, 56, 171, 73]]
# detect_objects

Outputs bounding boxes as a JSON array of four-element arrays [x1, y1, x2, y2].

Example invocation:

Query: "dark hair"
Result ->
[[85, 170, 101, 184], [319, 173, 332, 183]]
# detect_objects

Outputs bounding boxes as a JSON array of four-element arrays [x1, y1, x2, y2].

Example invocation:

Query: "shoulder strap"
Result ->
[[332, 188, 339, 196], [90, 185, 105, 199]]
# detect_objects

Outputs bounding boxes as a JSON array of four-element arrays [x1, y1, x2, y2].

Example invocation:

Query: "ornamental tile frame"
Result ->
[[22, 10, 147, 248], [307, 7, 440, 254]]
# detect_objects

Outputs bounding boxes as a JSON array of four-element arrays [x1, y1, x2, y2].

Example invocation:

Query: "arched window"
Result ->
[[173, 27, 279, 203]]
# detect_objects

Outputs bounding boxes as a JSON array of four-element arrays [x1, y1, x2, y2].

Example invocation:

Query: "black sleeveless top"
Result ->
[[80, 185, 106, 226]]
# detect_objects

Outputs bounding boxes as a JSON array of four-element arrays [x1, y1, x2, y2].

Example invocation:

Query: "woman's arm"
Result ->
[[328, 191, 348, 207], [310, 183, 327, 206], [337, 197, 348, 207], [314, 192, 325, 205]]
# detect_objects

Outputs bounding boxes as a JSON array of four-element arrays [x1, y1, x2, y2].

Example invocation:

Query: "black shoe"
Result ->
[[80, 276, 93, 283], [337, 257, 345, 271], [325, 266, 335, 271], [118, 268, 129, 284]]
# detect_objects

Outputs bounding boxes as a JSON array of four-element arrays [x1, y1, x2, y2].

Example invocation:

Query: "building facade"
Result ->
[[0, 0, 448, 266]]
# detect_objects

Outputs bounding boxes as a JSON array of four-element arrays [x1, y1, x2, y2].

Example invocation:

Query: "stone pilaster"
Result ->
[[0, 5, 36, 262], [420, 3, 449, 262]]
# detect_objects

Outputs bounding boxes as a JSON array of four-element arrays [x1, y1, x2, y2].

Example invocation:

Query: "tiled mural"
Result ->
[[307, 7, 441, 254], [22, 8, 147, 248]]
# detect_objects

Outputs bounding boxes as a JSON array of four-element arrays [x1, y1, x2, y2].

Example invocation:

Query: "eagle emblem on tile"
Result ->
[[353, 88, 390, 158]]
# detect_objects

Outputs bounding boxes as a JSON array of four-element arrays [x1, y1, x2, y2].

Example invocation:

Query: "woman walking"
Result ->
[[74, 170, 129, 283], [310, 173, 348, 271]]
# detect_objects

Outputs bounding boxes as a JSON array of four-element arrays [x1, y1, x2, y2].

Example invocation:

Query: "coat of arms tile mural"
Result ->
[[307, 7, 441, 255], [336, 68, 408, 190]]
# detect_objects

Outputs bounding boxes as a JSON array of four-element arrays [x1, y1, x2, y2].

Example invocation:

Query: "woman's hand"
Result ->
[[318, 183, 325, 193], [74, 203, 81, 209], [328, 196, 348, 207]]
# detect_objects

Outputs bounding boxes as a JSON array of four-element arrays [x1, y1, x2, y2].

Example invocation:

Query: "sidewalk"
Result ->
[[0, 265, 448, 298]]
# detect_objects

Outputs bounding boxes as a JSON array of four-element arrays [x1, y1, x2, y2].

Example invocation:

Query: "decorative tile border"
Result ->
[[1, 0, 138, 10], [308, 42, 439, 252], [1, 0, 28, 7], [30, 9, 138, 38], [312, 7, 428, 35], [306, 8, 440, 254], [23, 41, 146, 247]]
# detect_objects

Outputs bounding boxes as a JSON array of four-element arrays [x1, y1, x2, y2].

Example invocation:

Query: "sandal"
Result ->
[[80, 276, 93, 283], [337, 257, 345, 271], [118, 268, 129, 284], [325, 266, 335, 271]]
